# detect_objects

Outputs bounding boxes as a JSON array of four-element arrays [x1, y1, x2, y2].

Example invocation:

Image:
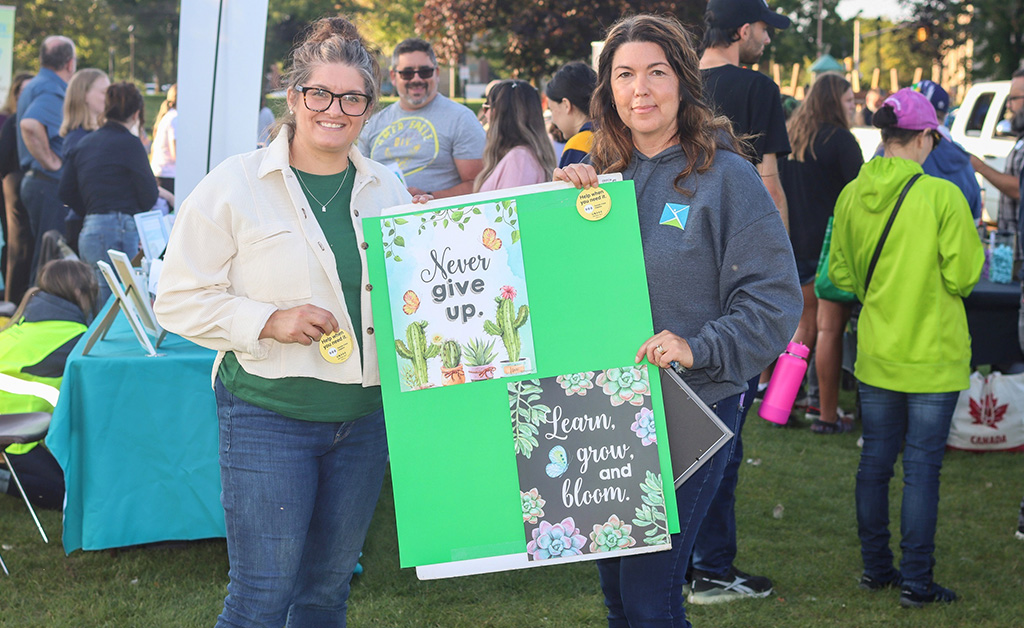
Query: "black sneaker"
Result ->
[[859, 571, 902, 591], [899, 583, 957, 608], [688, 566, 773, 605], [1016, 498, 1024, 541]]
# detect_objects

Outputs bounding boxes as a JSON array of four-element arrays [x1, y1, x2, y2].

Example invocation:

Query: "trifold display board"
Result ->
[[365, 180, 679, 579]]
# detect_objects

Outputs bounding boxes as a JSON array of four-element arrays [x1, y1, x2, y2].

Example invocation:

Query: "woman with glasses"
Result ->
[[155, 17, 425, 627], [829, 88, 983, 608], [475, 80, 557, 192]]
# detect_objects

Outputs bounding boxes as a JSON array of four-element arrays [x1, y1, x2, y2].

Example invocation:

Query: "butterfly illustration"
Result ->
[[402, 290, 420, 315], [481, 228, 502, 251], [545, 445, 570, 478]]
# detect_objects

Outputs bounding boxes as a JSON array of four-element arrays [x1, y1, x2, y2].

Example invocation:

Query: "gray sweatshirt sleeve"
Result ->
[[686, 200, 802, 386]]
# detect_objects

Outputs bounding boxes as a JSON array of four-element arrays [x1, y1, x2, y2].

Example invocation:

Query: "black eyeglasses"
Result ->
[[927, 129, 942, 150], [394, 66, 436, 80], [295, 86, 370, 116]]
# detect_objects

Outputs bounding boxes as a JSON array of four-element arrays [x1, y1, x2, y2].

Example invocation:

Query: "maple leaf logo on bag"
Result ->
[[968, 393, 1008, 430]]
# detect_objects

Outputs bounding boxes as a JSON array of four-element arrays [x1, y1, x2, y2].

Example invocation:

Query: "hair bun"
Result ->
[[872, 104, 898, 129], [305, 16, 362, 45]]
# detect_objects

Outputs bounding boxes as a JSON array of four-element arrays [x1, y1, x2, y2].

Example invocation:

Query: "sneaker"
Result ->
[[899, 583, 957, 608], [688, 566, 773, 605], [859, 571, 902, 591], [804, 406, 821, 421], [1016, 500, 1024, 540]]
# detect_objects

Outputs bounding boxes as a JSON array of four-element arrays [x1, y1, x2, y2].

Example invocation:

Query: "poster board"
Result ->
[[82, 262, 158, 357], [108, 250, 166, 348], [365, 180, 681, 577]]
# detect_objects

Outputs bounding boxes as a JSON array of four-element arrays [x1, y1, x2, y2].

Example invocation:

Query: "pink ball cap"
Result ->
[[881, 88, 939, 131]]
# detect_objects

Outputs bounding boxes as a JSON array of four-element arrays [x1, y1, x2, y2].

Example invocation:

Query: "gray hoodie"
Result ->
[[622, 144, 801, 405]]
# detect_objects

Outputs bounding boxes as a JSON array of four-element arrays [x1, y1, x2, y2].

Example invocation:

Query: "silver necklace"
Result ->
[[294, 165, 352, 212]]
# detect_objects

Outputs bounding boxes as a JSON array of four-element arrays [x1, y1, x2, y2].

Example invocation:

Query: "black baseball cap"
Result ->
[[706, 0, 792, 30]]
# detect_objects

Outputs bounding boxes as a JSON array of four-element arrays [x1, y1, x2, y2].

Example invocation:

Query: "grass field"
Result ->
[[1, 403, 1022, 627]]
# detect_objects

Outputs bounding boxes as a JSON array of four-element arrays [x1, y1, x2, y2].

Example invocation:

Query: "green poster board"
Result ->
[[365, 180, 681, 571]]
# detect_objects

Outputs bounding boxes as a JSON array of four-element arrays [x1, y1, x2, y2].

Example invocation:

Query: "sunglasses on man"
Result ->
[[395, 66, 436, 80]]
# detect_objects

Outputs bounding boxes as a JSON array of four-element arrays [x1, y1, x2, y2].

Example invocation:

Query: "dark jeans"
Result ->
[[3, 171, 32, 303], [2, 444, 65, 510], [213, 379, 388, 628], [689, 375, 759, 576], [20, 171, 65, 284], [855, 382, 958, 593], [597, 393, 740, 628]]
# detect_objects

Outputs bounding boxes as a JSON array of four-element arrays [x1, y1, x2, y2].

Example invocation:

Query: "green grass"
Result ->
[[1, 401, 1021, 627]]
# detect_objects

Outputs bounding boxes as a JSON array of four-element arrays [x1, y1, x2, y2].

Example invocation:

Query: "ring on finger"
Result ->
[[656, 344, 666, 354]]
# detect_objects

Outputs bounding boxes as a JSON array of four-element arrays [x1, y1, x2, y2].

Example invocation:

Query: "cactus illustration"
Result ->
[[483, 286, 530, 362], [463, 337, 499, 367], [441, 340, 462, 369], [395, 321, 441, 388]]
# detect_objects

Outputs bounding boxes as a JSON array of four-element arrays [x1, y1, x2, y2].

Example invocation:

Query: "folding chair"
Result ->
[[0, 373, 60, 574]]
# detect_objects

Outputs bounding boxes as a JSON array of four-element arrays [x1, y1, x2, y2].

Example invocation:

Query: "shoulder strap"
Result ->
[[863, 173, 922, 295]]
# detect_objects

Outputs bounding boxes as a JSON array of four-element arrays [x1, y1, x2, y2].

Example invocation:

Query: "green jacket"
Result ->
[[0, 292, 87, 453], [829, 157, 984, 393]]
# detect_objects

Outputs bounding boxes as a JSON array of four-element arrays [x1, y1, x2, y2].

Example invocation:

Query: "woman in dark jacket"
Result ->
[[780, 72, 863, 433], [59, 82, 157, 302]]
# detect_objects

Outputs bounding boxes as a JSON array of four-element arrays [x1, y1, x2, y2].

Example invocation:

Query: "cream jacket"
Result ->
[[154, 130, 411, 387]]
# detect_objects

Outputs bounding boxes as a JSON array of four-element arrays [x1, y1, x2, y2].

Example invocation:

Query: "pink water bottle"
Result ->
[[758, 342, 810, 424]]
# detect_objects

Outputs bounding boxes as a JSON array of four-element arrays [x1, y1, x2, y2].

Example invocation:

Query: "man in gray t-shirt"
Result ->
[[361, 39, 485, 198]]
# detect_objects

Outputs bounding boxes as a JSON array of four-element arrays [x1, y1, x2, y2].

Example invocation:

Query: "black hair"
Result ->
[[392, 38, 437, 67], [700, 12, 741, 50], [104, 82, 144, 123], [40, 37, 74, 71], [873, 104, 920, 146], [1013, 68, 1024, 80], [545, 62, 597, 115]]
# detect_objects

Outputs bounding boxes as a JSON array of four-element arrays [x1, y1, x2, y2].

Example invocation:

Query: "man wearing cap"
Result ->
[[914, 80, 981, 220], [689, 0, 791, 606], [360, 38, 485, 199], [971, 69, 1024, 259]]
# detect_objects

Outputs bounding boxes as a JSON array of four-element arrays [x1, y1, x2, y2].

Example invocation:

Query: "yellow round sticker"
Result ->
[[319, 330, 353, 364], [576, 187, 611, 221]]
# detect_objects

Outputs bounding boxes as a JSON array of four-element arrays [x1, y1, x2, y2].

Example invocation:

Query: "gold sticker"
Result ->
[[319, 330, 353, 363], [576, 187, 612, 221]]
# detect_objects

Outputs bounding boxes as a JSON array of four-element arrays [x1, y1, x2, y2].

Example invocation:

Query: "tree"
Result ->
[[416, 0, 706, 83], [903, 0, 1024, 80]]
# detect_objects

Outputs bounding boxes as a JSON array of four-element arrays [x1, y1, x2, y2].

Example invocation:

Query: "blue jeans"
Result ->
[[20, 171, 65, 282], [78, 213, 140, 304], [214, 379, 389, 628], [597, 393, 740, 628], [855, 383, 958, 593], [689, 375, 758, 576]]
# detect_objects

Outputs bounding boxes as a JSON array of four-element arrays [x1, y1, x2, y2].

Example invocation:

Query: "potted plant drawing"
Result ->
[[395, 321, 441, 389], [439, 340, 466, 386], [462, 337, 499, 381], [483, 285, 530, 375]]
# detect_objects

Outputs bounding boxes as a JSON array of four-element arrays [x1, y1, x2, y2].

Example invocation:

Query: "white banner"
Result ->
[[177, 0, 268, 201]]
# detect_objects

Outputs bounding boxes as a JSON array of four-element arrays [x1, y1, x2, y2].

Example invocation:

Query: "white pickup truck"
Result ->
[[849, 80, 1017, 221]]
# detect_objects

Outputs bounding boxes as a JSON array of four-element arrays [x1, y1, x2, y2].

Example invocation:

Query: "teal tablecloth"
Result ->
[[46, 300, 224, 553]]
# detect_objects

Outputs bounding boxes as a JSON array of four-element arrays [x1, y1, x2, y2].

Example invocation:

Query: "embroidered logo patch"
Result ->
[[659, 203, 689, 230]]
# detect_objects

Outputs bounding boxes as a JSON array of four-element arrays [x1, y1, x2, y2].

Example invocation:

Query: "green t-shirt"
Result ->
[[218, 162, 383, 422]]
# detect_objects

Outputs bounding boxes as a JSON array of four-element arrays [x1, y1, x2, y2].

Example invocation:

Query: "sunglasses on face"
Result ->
[[395, 66, 436, 80]]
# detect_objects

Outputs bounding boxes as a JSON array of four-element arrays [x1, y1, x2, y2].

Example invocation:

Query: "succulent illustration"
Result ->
[[441, 340, 462, 369], [483, 286, 529, 362], [631, 407, 657, 446], [597, 367, 650, 407], [526, 517, 587, 560], [589, 514, 637, 553], [462, 337, 499, 367], [521, 488, 546, 524], [632, 472, 669, 546], [395, 321, 441, 388], [556, 372, 595, 396]]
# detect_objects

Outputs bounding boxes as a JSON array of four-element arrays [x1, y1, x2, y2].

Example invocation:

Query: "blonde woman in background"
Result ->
[[475, 79, 557, 192], [58, 69, 109, 158], [150, 83, 177, 193]]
